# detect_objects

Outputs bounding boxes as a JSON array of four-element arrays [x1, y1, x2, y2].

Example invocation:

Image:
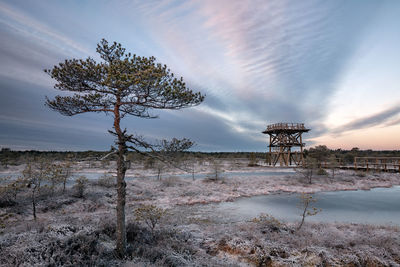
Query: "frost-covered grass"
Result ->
[[0, 160, 399, 266], [125, 164, 400, 208], [190, 218, 400, 266]]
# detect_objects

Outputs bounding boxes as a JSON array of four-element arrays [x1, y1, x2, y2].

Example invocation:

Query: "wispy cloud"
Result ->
[[0, 2, 91, 56], [124, 0, 382, 141], [0, 2, 94, 86], [0, 0, 397, 151], [331, 104, 400, 134]]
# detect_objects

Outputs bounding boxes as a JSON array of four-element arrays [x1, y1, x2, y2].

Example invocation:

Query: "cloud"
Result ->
[[128, 0, 382, 139], [0, 2, 96, 86], [0, 76, 115, 150], [0, 0, 394, 151], [0, 27, 56, 87], [0, 2, 91, 56], [331, 104, 400, 134], [126, 107, 266, 151], [384, 118, 400, 127]]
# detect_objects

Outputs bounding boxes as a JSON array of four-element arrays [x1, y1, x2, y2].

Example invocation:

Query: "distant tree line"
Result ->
[[304, 145, 400, 165], [2, 147, 400, 168]]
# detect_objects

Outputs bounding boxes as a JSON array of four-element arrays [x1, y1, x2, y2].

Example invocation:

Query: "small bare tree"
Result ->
[[34, 158, 50, 194], [177, 154, 197, 180], [328, 155, 339, 178], [23, 163, 39, 220], [46, 163, 64, 194], [296, 157, 318, 184], [207, 159, 224, 181], [60, 161, 73, 193], [134, 204, 166, 237], [297, 193, 321, 231], [248, 152, 258, 167], [154, 161, 166, 180], [187, 156, 197, 180]]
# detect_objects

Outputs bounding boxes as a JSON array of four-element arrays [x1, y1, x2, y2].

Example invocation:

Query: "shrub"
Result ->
[[0, 229, 116, 266], [0, 176, 21, 207], [126, 223, 198, 266], [144, 157, 155, 169], [0, 212, 14, 230], [134, 204, 166, 236], [248, 153, 258, 167], [73, 176, 88, 198], [356, 171, 366, 177], [317, 168, 328, 176], [161, 176, 180, 187], [252, 213, 282, 231], [96, 173, 115, 188]]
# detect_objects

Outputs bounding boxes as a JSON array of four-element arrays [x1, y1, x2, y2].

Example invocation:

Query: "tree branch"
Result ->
[[45, 94, 113, 116]]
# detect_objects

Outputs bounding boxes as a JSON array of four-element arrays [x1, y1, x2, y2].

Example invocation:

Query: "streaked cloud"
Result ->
[[0, 0, 399, 150], [331, 104, 400, 134], [0, 2, 91, 56]]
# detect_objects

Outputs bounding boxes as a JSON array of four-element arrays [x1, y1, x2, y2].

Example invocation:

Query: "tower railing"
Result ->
[[266, 123, 305, 131]]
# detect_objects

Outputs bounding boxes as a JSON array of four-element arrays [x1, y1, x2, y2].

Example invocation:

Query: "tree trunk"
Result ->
[[51, 179, 55, 195], [32, 187, 37, 221], [297, 212, 305, 231], [114, 98, 127, 257], [192, 161, 195, 180], [297, 201, 308, 231]]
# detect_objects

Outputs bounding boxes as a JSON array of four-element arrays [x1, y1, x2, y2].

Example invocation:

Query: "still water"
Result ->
[[215, 186, 400, 225], [2, 169, 399, 225], [71, 169, 294, 180], [0, 169, 293, 184]]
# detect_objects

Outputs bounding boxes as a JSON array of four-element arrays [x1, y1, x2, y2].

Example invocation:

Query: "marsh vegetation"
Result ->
[[1, 152, 399, 266]]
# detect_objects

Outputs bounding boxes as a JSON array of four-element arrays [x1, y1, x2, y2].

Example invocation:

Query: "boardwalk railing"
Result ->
[[353, 157, 400, 172], [314, 157, 400, 173]]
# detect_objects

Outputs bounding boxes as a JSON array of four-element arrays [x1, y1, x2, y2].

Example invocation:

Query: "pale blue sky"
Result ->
[[0, 0, 399, 151]]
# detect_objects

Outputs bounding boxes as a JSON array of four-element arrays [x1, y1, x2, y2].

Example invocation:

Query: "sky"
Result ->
[[0, 0, 400, 152]]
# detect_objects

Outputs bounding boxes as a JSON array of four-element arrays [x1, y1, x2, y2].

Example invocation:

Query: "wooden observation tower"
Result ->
[[262, 123, 310, 166]]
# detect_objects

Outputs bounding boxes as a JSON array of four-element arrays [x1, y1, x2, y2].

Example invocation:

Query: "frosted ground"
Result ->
[[1, 159, 400, 266]]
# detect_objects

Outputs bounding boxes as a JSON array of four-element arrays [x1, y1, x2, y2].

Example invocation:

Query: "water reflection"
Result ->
[[216, 186, 400, 225]]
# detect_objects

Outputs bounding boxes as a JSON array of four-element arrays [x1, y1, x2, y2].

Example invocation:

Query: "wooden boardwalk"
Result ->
[[339, 165, 400, 173], [328, 157, 400, 173], [265, 157, 400, 173]]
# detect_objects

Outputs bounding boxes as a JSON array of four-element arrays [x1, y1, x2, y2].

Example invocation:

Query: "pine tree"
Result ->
[[45, 39, 204, 256]]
